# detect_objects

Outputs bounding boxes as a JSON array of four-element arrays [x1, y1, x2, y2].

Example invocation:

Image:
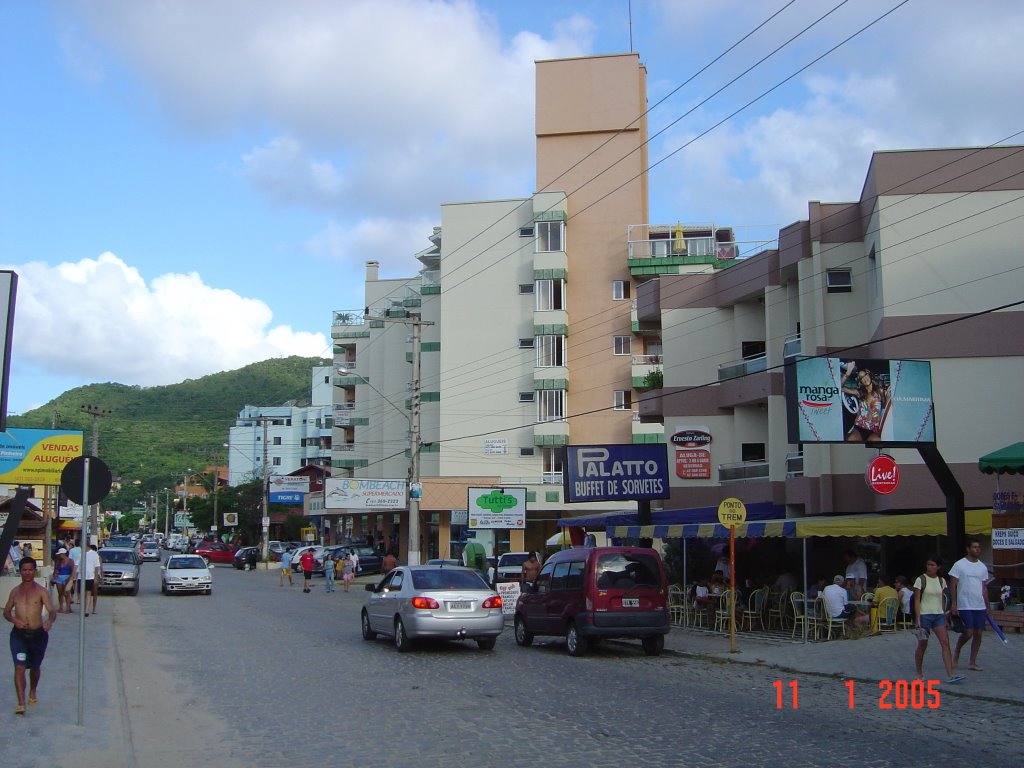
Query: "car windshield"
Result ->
[[352, 547, 375, 557], [100, 550, 135, 564], [412, 569, 490, 591], [108, 537, 133, 548], [595, 553, 660, 589], [498, 553, 530, 567], [169, 557, 207, 570]]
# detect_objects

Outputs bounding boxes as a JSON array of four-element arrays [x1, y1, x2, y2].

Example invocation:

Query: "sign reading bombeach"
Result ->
[[563, 444, 670, 503], [324, 478, 406, 510], [787, 357, 935, 445], [0, 428, 84, 485]]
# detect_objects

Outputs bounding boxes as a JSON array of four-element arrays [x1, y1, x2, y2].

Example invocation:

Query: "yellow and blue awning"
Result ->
[[609, 509, 993, 540]]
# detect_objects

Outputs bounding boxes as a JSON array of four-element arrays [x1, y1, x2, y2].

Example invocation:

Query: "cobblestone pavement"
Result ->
[[2, 562, 1020, 767]]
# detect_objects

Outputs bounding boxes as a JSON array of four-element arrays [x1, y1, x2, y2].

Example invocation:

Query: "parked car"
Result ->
[[330, 545, 383, 576], [232, 546, 259, 570], [426, 559, 462, 567], [361, 565, 504, 652], [289, 545, 325, 574], [194, 541, 236, 565], [514, 546, 670, 657], [495, 552, 532, 583], [140, 541, 162, 562], [97, 547, 142, 596], [161, 554, 213, 595]]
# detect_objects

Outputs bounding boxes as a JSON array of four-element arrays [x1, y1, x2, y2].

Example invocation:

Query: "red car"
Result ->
[[194, 541, 236, 565]]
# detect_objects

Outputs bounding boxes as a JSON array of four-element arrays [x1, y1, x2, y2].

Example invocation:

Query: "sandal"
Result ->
[[28, 696, 37, 706], [14, 705, 25, 715]]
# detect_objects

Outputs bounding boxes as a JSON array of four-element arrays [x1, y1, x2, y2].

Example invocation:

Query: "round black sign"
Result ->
[[60, 455, 113, 505]]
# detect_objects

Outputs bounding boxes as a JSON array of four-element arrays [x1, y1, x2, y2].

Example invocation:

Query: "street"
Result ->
[[2, 557, 1021, 767]]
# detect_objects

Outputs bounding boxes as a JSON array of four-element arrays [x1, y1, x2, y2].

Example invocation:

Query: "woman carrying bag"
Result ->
[[912, 556, 964, 684]]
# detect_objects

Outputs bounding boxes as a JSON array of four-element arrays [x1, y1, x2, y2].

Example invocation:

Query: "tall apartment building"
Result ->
[[227, 366, 333, 486], [332, 54, 668, 560]]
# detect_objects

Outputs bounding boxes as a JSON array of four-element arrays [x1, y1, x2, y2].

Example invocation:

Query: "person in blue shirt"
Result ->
[[279, 549, 294, 587]]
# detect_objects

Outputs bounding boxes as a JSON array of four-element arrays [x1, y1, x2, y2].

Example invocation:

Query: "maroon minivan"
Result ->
[[513, 546, 670, 656]]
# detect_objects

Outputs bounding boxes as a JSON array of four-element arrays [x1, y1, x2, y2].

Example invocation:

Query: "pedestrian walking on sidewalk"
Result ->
[[323, 553, 336, 593], [342, 553, 354, 592], [950, 539, 992, 672], [280, 550, 294, 587], [83, 545, 101, 616], [3, 558, 57, 715], [49, 549, 75, 614], [912, 557, 963, 684]]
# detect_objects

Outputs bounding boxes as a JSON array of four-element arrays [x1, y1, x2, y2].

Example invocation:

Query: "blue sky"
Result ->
[[2, 0, 1022, 414]]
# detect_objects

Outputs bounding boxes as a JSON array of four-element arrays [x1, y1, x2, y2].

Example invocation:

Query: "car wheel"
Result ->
[[476, 637, 496, 651], [514, 615, 534, 647], [129, 582, 139, 597], [394, 617, 413, 653], [566, 622, 588, 657], [205, 587, 212, 595], [642, 635, 664, 656], [161, 582, 167, 595], [361, 610, 377, 641]]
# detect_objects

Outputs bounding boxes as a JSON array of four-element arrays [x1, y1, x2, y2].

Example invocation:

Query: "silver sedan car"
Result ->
[[361, 565, 505, 652]]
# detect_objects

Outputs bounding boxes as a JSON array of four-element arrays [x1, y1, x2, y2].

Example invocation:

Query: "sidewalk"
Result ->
[[660, 624, 1024, 705]]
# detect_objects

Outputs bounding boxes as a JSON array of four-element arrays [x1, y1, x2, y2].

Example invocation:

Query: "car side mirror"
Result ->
[[523, 581, 536, 593], [365, 583, 376, 592]]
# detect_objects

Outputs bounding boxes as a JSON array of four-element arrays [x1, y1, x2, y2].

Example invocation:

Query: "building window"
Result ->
[[272, 457, 282, 466], [826, 269, 852, 293], [520, 447, 535, 456], [519, 226, 535, 238], [519, 283, 534, 294], [536, 335, 566, 367], [519, 338, 535, 349], [613, 390, 631, 410], [646, 340, 663, 357], [868, 247, 879, 298], [273, 437, 282, 446], [536, 221, 563, 252], [536, 390, 566, 422], [518, 392, 536, 403], [613, 336, 631, 355], [542, 447, 563, 484], [741, 443, 766, 462], [535, 278, 565, 311], [612, 280, 630, 300]]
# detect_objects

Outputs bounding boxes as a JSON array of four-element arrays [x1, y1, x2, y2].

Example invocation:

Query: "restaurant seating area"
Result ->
[[669, 585, 923, 642]]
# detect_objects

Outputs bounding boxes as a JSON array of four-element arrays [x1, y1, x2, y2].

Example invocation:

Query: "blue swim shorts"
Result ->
[[10, 627, 49, 670]]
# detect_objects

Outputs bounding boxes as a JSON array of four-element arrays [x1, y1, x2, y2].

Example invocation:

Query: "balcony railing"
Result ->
[[627, 224, 778, 262], [335, 444, 356, 452], [632, 354, 663, 366], [786, 452, 804, 478], [420, 269, 440, 288], [332, 310, 365, 326], [783, 335, 802, 359], [718, 354, 767, 381], [718, 461, 770, 483]]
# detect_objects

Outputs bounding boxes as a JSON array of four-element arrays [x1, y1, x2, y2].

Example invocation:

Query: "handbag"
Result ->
[[948, 613, 966, 634]]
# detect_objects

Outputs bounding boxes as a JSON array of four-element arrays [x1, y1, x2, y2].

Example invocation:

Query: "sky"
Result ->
[[2, 0, 1023, 415]]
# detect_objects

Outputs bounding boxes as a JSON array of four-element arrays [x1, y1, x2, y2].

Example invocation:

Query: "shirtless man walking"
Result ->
[[3, 557, 56, 715], [520, 552, 542, 586]]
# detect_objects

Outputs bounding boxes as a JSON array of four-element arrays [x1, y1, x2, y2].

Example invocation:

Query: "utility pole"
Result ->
[[80, 405, 111, 545], [369, 310, 433, 566], [260, 417, 270, 561]]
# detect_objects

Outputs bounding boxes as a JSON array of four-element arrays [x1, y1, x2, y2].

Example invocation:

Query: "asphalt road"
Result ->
[[3, 557, 1021, 767]]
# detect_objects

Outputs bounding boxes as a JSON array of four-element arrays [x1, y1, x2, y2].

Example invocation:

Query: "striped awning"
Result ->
[[609, 509, 992, 540]]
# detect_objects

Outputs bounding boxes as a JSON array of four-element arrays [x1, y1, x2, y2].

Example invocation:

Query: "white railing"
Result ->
[[632, 354, 663, 366], [335, 444, 356, 452], [626, 224, 778, 262], [783, 335, 802, 359], [786, 452, 804, 477], [332, 310, 365, 326]]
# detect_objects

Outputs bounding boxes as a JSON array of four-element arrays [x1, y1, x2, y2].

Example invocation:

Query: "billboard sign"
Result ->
[[787, 358, 935, 444], [992, 529, 1024, 549], [672, 427, 712, 480], [269, 492, 304, 504], [0, 429, 84, 485], [468, 487, 526, 529], [324, 478, 406, 510], [269, 475, 310, 493], [563, 444, 670, 503]]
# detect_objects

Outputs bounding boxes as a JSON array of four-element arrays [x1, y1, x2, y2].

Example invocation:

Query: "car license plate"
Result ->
[[447, 601, 472, 610], [622, 598, 640, 608]]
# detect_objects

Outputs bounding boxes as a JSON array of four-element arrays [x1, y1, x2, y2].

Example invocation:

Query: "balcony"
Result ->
[[332, 310, 369, 339], [783, 334, 802, 359], [626, 224, 777, 277], [632, 354, 663, 388], [534, 421, 570, 446], [718, 354, 767, 382], [631, 419, 664, 444], [718, 460, 769, 483], [786, 452, 804, 478]]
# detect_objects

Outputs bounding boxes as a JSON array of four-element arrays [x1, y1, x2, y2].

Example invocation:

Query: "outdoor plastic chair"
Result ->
[[767, 589, 788, 630], [790, 592, 806, 638], [714, 589, 735, 633], [817, 596, 847, 640], [669, 586, 685, 626], [877, 597, 899, 633], [742, 587, 767, 631]]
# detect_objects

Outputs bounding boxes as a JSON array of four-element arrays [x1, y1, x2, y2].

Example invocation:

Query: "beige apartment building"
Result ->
[[636, 146, 1024, 533]]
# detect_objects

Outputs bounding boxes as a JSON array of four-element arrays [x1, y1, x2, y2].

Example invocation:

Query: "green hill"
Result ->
[[7, 356, 330, 508]]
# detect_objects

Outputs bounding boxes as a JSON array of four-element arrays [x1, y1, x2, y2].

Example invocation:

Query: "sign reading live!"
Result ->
[[0, 428, 84, 485]]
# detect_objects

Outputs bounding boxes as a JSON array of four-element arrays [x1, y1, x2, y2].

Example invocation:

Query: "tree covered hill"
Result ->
[[7, 356, 330, 508]]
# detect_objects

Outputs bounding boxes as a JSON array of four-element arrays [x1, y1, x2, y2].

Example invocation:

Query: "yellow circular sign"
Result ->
[[717, 497, 747, 527]]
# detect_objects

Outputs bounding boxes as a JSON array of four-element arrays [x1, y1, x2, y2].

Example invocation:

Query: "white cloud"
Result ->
[[6, 253, 328, 386], [304, 216, 436, 277]]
